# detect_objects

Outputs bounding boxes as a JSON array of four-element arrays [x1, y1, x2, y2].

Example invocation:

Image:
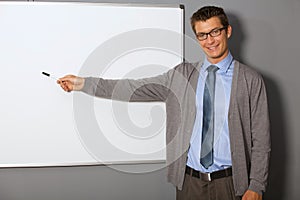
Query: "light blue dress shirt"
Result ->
[[186, 52, 234, 173]]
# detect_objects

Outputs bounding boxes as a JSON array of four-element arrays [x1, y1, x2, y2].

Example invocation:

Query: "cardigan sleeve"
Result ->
[[248, 72, 271, 194], [80, 64, 179, 102]]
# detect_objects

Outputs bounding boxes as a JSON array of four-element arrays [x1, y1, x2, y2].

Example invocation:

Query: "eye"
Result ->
[[197, 33, 206, 39], [211, 29, 220, 36]]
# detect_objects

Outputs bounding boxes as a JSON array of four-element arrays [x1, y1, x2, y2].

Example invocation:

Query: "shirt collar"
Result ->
[[202, 52, 233, 74]]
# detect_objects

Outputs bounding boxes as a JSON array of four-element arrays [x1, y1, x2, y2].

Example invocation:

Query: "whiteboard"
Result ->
[[0, 2, 184, 167]]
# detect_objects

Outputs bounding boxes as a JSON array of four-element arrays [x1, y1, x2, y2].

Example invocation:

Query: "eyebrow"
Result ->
[[196, 27, 221, 35]]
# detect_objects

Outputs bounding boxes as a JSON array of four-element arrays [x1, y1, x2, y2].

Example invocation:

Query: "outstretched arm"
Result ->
[[56, 66, 176, 102]]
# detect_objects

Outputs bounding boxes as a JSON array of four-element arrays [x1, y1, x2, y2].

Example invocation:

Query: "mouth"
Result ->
[[207, 45, 219, 51]]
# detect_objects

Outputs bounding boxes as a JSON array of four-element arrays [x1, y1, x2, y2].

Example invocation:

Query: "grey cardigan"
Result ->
[[82, 61, 271, 196]]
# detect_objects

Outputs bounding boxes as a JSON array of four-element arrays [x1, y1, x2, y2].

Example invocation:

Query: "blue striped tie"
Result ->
[[200, 65, 219, 169]]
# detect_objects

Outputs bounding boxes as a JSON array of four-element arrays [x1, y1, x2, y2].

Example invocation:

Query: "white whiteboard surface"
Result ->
[[0, 2, 184, 167]]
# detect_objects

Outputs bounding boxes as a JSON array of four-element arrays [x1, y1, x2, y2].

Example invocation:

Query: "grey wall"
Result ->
[[1, 0, 299, 199]]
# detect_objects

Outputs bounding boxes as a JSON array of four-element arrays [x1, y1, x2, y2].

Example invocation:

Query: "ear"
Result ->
[[227, 25, 232, 38]]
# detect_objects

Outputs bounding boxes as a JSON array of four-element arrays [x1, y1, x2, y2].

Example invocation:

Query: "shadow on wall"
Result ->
[[227, 13, 288, 200]]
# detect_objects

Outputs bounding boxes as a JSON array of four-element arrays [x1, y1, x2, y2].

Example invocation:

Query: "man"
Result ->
[[58, 6, 270, 200]]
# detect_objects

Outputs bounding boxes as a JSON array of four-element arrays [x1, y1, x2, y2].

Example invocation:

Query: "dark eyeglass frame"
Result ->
[[196, 26, 228, 41]]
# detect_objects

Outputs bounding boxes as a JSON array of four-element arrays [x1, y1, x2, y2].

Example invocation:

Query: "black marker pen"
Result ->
[[42, 72, 59, 81]]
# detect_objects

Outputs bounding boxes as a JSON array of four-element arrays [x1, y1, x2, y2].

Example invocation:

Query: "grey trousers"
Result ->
[[176, 172, 242, 200]]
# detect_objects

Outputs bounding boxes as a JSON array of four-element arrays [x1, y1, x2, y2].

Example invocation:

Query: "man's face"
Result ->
[[194, 16, 232, 64]]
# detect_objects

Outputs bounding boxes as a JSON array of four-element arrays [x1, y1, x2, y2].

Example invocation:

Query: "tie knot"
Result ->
[[207, 65, 219, 73]]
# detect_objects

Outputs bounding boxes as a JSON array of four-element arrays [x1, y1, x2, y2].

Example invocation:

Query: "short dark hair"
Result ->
[[190, 6, 229, 34]]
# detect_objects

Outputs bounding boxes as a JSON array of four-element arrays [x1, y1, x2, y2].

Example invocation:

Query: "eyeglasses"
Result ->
[[196, 26, 228, 41]]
